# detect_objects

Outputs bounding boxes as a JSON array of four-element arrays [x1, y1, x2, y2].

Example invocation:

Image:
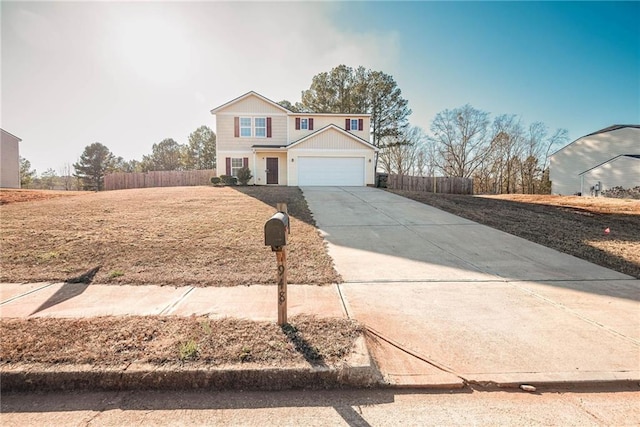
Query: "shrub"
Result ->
[[236, 167, 253, 186], [210, 176, 221, 185], [219, 175, 238, 186], [602, 186, 640, 200]]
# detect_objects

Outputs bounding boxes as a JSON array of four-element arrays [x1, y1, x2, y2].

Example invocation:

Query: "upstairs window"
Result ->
[[234, 116, 272, 138], [254, 117, 266, 137], [345, 118, 364, 131], [240, 117, 252, 137], [295, 117, 314, 130]]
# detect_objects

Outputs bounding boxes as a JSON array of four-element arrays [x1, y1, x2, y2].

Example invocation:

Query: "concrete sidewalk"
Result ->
[[302, 186, 640, 389], [0, 282, 346, 320], [1, 282, 384, 392]]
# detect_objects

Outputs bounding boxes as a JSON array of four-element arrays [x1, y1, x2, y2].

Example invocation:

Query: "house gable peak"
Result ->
[[210, 91, 292, 114]]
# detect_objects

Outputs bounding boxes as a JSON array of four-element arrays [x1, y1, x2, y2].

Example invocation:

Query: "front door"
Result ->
[[266, 158, 279, 184]]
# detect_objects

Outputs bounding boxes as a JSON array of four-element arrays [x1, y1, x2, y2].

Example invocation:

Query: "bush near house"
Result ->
[[602, 186, 640, 200], [219, 175, 238, 186], [236, 167, 253, 186]]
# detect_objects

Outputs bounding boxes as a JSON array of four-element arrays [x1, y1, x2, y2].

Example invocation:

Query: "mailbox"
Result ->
[[265, 212, 289, 248]]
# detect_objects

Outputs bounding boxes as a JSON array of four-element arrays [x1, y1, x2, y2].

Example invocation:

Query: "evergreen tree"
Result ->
[[300, 65, 411, 148], [19, 156, 37, 188], [142, 138, 185, 171], [184, 126, 216, 170], [73, 143, 116, 191]]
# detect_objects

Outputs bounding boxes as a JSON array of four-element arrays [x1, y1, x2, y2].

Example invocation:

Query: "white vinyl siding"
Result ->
[[298, 157, 365, 186], [289, 115, 370, 143], [580, 156, 640, 195], [550, 127, 639, 195]]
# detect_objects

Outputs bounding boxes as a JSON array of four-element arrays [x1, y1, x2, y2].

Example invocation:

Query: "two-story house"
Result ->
[[210, 91, 377, 186]]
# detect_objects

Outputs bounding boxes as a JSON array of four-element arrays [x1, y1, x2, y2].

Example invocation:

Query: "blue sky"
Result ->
[[2, 1, 638, 174]]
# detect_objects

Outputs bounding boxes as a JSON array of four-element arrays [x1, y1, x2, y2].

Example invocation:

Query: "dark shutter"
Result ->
[[266, 117, 272, 138], [225, 157, 231, 175], [309, 118, 314, 130], [345, 118, 350, 130], [243, 157, 249, 168], [234, 117, 239, 137], [358, 118, 364, 131], [295, 117, 300, 130]]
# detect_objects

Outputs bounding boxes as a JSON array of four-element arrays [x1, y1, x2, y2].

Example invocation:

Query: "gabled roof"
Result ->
[[210, 91, 292, 114], [286, 124, 378, 151], [293, 112, 370, 118], [550, 124, 640, 157], [583, 124, 640, 138], [0, 129, 22, 142]]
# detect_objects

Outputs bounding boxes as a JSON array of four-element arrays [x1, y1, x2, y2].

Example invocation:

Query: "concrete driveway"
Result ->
[[302, 186, 640, 387]]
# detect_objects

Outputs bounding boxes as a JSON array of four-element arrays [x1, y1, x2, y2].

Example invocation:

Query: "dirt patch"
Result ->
[[0, 315, 361, 368], [0, 186, 340, 286], [389, 191, 640, 278], [0, 189, 89, 205]]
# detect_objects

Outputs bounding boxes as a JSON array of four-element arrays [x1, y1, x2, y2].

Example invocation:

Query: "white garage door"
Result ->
[[298, 157, 365, 186]]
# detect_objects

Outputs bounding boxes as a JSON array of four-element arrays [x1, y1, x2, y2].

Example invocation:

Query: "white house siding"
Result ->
[[550, 127, 640, 195], [218, 95, 288, 115], [287, 128, 376, 187], [0, 130, 21, 189], [580, 156, 640, 195], [216, 113, 288, 151], [288, 115, 370, 143]]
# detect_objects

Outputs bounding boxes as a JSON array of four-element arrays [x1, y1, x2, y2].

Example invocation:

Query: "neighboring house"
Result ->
[[210, 91, 377, 186], [579, 155, 640, 195], [549, 125, 640, 195], [0, 129, 22, 189]]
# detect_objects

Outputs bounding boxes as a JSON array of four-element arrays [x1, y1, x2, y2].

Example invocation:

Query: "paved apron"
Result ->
[[302, 186, 639, 386]]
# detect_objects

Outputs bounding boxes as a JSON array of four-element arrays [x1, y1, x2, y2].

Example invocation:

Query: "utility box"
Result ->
[[264, 212, 289, 249]]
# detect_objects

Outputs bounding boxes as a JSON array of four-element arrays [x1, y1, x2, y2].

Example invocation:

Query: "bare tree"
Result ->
[[489, 114, 525, 194], [519, 123, 568, 194], [378, 126, 428, 176], [58, 163, 74, 191], [430, 104, 491, 178]]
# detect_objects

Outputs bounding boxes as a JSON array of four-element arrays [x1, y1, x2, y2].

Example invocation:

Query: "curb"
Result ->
[[1, 337, 383, 393]]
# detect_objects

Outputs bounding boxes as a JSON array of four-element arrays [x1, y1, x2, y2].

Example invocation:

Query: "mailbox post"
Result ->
[[264, 204, 290, 325]]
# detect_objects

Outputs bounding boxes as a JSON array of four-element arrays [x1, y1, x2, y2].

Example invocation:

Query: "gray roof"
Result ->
[[583, 124, 640, 138]]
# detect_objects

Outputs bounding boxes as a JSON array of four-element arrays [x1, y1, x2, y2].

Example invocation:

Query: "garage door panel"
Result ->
[[298, 157, 364, 186]]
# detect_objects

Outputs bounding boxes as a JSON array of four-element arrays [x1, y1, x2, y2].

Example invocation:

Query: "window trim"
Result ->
[[231, 157, 244, 176], [239, 117, 252, 137], [254, 117, 267, 138]]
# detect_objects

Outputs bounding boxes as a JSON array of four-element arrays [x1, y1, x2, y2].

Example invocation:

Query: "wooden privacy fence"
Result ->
[[104, 170, 216, 191], [387, 174, 474, 195]]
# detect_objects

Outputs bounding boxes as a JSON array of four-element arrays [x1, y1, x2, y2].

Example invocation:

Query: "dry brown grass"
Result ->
[[0, 186, 340, 286], [390, 191, 640, 278], [0, 315, 361, 368], [0, 189, 90, 205], [482, 194, 640, 215]]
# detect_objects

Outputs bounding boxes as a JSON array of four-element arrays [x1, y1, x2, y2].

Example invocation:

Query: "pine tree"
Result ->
[[73, 143, 116, 191]]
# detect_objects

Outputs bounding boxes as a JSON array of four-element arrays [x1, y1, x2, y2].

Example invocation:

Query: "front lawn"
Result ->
[[0, 186, 340, 286]]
